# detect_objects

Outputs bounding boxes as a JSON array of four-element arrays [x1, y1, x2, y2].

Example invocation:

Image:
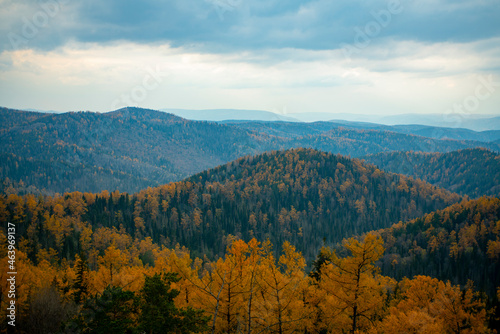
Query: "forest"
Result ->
[[375, 197, 500, 297], [0, 148, 499, 332], [0, 223, 497, 333], [363, 148, 500, 198], [0, 148, 461, 262], [1, 108, 500, 332], [1, 107, 499, 195]]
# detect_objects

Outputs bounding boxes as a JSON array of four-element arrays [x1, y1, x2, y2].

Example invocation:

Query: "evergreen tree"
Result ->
[[70, 286, 139, 334], [139, 273, 209, 334], [73, 253, 89, 304]]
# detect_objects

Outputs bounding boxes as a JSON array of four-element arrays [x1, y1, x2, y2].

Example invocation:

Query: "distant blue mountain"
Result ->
[[161, 108, 299, 122]]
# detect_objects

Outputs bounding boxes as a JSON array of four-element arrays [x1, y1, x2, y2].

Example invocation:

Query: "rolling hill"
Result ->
[[1, 106, 499, 195], [0, 107, 274, 194], [362, 148, 500, 198], [375, 197, 500, 297], [2, 148, 461, 262]]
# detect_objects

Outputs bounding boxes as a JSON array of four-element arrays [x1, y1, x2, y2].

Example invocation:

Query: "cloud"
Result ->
[[0, 39, 498, 114], [1, 0, 499, 53], [0, 0, 498, 115]]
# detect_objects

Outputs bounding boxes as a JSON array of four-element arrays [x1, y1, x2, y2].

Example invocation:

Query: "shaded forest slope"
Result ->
[[363, 148, 500, 198], [375, 197, 500, 297]]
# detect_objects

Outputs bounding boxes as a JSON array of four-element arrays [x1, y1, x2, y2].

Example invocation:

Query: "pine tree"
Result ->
[[139, 273, 209, 334], [71, 286, 139, 334], [73, 253, 89, 304]]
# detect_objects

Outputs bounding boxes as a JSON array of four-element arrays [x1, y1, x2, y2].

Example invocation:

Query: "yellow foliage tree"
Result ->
[[381, 276, 489, 333], [318, 233, 394, 333]]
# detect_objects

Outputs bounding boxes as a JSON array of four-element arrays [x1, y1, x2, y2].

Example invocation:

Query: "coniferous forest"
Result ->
[[1, 108, 500, 333], [1, 107, 498, 195], [363, 148, 500, 198]]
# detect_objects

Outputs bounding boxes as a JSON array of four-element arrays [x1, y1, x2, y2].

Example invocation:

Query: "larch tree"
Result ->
[[257, 241, 311, 334], [318, 233, 393, 333]]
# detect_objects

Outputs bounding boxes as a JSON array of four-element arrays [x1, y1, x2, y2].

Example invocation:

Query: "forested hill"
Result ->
[[362, 148, 500, 198], [375, 197, 500, 297], [2, 107, 500, 195], [0, 107, 272, 194], [2, 148, 461, 263], [0, 107, 47, 130]]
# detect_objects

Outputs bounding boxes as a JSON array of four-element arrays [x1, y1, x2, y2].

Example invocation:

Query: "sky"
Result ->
[[0, 0, 499, 118]]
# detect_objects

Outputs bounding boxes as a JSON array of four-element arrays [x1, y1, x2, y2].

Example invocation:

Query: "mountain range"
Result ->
[[162, 108, 500, 131], [1, 106, 499, 195], [2, 106, 500, 331], [3, 146, 498, 298]]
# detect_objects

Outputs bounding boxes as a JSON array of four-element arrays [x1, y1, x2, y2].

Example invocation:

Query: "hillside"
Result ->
[[374, 197, 500, 297], [2, 198, 496, 333], [323, 121, 500, 142], [0, 153, 154, 196], [0, 107, 273, 194], [230, 120, 500, 144], [4, 149, 500, 333], [1, 148, 461, 262], [2, 107, 499, 195], [363, 148, 500, 198]]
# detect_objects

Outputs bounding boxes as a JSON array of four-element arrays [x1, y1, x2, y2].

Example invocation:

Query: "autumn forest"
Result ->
[[1, 108, 500, 333]]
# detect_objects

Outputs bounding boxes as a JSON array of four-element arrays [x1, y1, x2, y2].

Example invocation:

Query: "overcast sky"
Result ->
[[0, 0, 499, 117]]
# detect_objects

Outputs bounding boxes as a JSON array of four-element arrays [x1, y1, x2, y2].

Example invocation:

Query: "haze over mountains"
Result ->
[[163, 108, 500, 131], [161, 108, 299, 122]]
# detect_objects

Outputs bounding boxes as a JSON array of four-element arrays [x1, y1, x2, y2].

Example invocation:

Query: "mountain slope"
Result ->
[[0, 152, 155, 195], [232, 120, 500, 144], [0, 107, 47, 130], [2, 107, 499, 195], [2, 148, 461, 263], [0, 107, 274, 193], [362, 148, 500, 198], [375, 197, 500, 297], [290, 127, 500, 156]]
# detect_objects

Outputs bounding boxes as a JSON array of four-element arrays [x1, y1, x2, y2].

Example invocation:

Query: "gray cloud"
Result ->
[[1, 0, 499, 53]]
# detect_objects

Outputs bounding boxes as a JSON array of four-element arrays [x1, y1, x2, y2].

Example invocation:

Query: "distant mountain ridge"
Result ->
[[254, 111, 500, 131], [324, 121, 500, 142], [161, 108, 299, 122], [0, 107, 273, 194], [1, 106, 499, 195], [7, 106, 499, 130]]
